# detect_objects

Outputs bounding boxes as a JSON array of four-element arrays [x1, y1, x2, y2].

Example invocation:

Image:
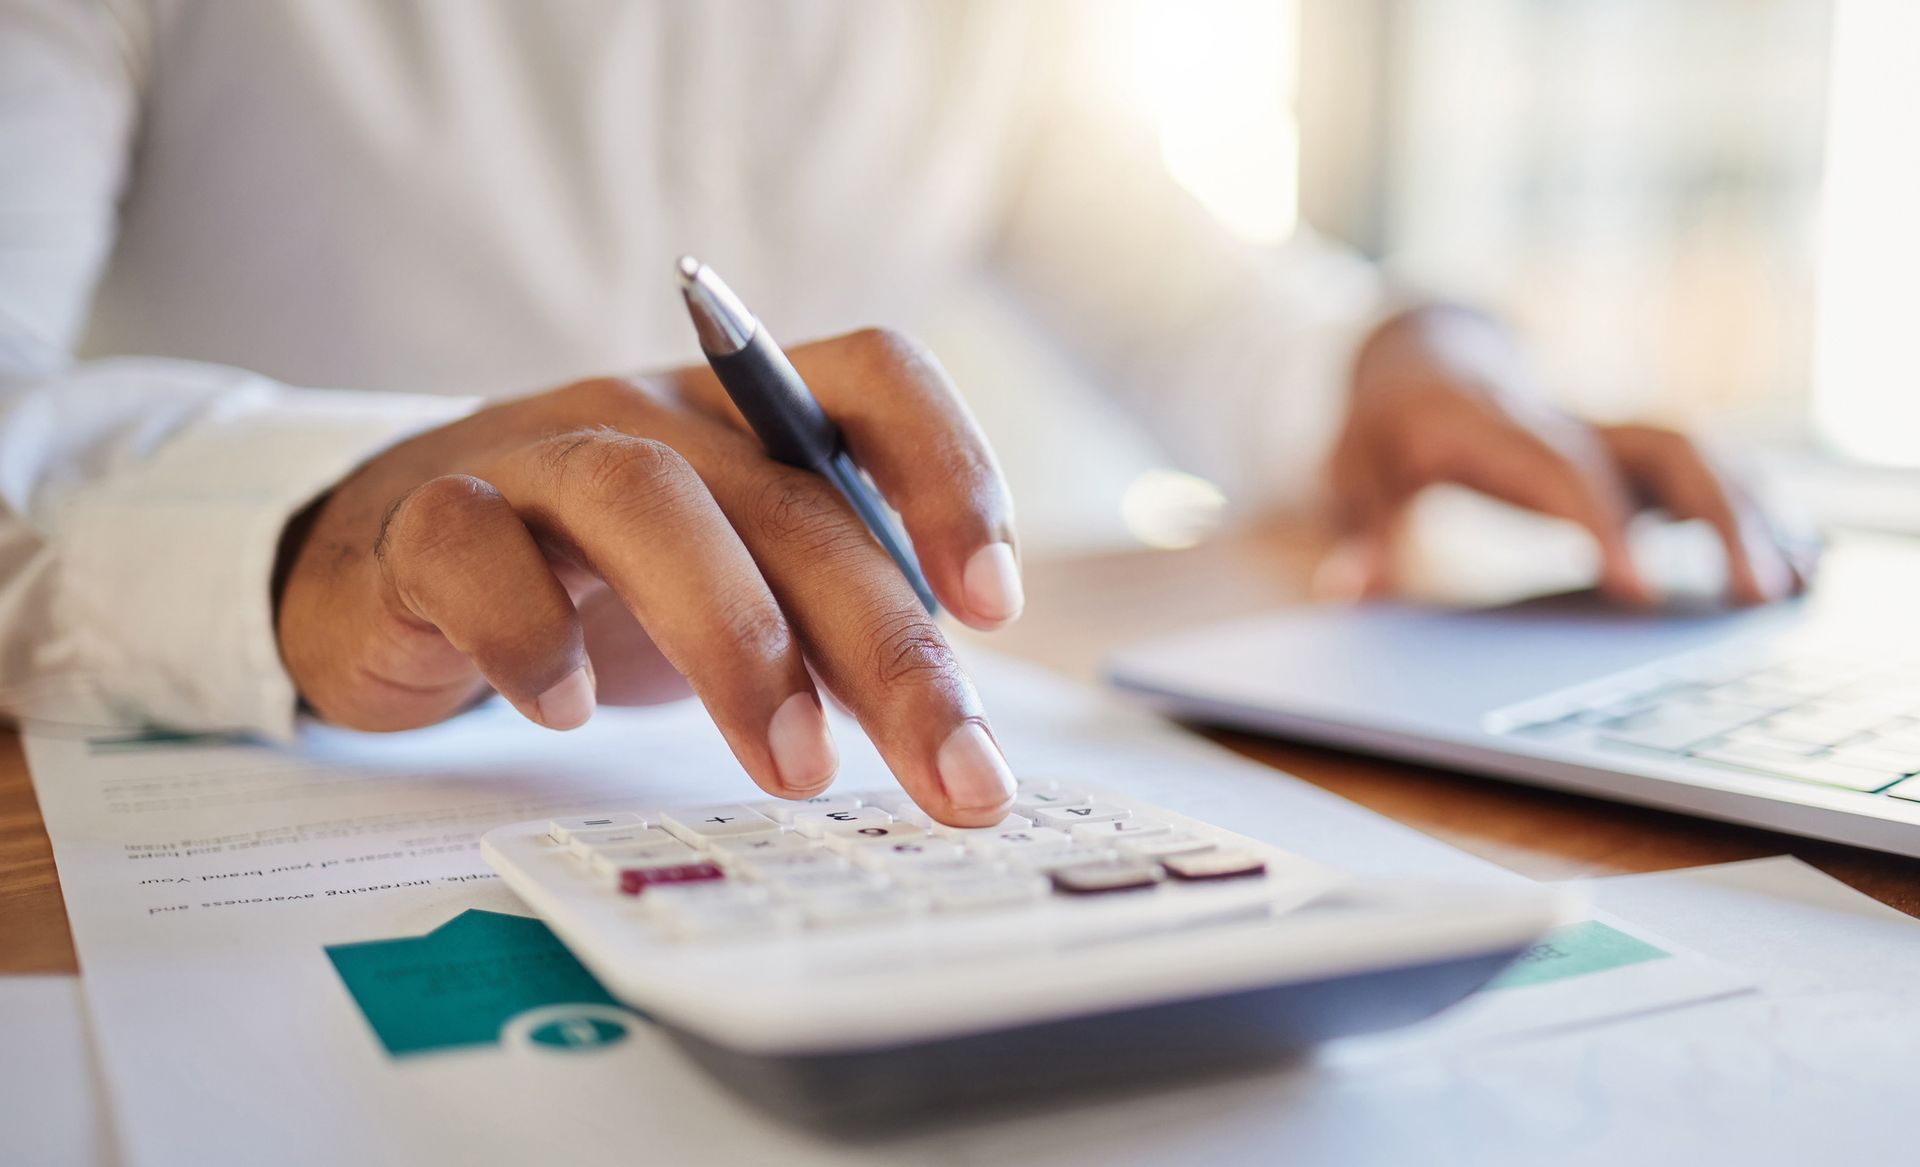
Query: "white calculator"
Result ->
[[482, 779, 1568, 1121]]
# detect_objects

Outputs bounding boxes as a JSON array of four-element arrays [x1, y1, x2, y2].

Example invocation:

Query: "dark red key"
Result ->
[[618, 861, 725, 896]]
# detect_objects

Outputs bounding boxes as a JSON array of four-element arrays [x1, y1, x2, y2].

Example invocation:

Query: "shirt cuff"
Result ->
[[57, 377, 478, 740]]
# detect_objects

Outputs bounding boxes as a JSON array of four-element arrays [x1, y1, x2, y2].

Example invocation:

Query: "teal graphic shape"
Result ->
[[1487, 919, 1670, 990], [326, 909, 628, 1057]]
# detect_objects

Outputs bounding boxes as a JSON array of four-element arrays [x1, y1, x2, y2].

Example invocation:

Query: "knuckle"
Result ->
[[844, 325, 927, 370], [858, 605, 960, 690], [746, 473, 868, 559], [544, 430, 698, 514], [378, 475, 501, 562], [709, 585, 793, 663]]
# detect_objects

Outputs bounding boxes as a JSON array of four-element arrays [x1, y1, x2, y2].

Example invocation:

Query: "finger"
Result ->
[[673, 426, 1015, 827], [487, 431, 838, 796], [1446, 423, 1656, 606], [1600, 426, 1794, 606], [674, 329, 1023, 631], [1320, 433, 1404, 601], [372, 474, 593, 731]]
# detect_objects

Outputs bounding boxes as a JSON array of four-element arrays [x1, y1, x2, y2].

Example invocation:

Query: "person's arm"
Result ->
[[0, 0, 474, 736]]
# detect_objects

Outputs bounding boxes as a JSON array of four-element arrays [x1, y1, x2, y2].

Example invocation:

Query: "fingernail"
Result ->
[[963, 542, 1024, 624], [936, 721, 1015, 813], [536, 666, 595, 731], [768, 692, 838, 791]]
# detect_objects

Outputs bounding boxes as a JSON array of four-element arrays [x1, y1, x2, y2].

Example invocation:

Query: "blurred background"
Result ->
[[952, 0, 1915, 559]]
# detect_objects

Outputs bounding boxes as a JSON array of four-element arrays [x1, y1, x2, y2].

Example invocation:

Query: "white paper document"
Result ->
[[0, 975, 117, 1167], [20, 651, 1790, 1167]]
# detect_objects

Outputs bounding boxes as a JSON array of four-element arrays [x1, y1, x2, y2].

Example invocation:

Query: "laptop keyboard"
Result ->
[[1489, 647, 1920, 799]]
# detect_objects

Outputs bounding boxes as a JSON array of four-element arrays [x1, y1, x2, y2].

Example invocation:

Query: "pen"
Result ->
[[676, 256, 940, 615]]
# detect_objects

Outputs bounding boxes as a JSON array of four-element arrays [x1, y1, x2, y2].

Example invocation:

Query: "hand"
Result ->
[[274, 329, 1026, 826], [1322, 306, 1815, 606]]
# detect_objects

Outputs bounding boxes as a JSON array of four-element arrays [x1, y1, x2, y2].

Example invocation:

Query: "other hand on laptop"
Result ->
[[1320, 306, 1817, 607]]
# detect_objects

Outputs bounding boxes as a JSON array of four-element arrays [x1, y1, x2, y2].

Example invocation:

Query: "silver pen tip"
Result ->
[[676, 256, 758, 355]]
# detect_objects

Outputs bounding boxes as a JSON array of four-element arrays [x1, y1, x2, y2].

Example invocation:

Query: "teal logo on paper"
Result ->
[[325, 909, 642, 1057], [1487, 919, 1669, 990]]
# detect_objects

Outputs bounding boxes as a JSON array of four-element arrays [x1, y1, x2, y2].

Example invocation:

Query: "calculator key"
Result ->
[[565, 824, 667, 856], [1116, 833, 1216, 859], [1161, 850, 1267, 882], [927, 874, 1048, 913], [791, 806, 894, 838], [852, 792, 936, 826], [706, 831, 813, 855], [759, 868, 886, 899], [1011, 788, 1090, 815], [883, 857, 1000, 886], [821, 821, 929, 851], [658, 806, 781, 845], [636, 882, 772, 914], [750, 794, 863, 824], [927, 812, 1033, 839], [1001, 844, 1116, 873], [1069, 819, 1172, 844], [800, 888, 922, 929], [730, 850, 849, 877], [848, 838, 968, 869], [548, 812, 645, 844], [965, 826, 1073, 854], [1032, 803, 1132, 829], [587, 839, 697, 877], [1050, 860, 1165, 895], [617, 861, 726, 896]]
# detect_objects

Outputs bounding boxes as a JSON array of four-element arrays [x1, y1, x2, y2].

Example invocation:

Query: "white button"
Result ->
[[1069, 819, 1171, 844], [791, 806, 893, 838], [1117, 833, 1216, 859], [548, 812, 645, 844], [848, 838, 968, 869], [884, 857, 1000, 886], [707, 831, 812, 855], [658, 805, 781, 845], [587, 839, 697, 877], [857, 792, 935, 826], [821, 821, 928, 851], [801, 888, 922, 929], [760, 868, 886, 899], [566, 825, 667, 857], [637, 882, 772, 916], [1050, 860, 1165, 895], [964, 826, 1073, 854], [1032, 803, 1132, 829], [1000, 844, 1116, 873], [1011, 788, 1090, 815], [1161, 850, 1267, 882], [928, 812, 1033, 839], [658, 900, 796, 942], [750, 794, 863, 824], [731, 850, 849, 878], [928, 875, 1048, 913]]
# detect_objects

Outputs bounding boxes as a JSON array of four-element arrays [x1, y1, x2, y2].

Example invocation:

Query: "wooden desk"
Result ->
[[7, 527, 1919, 975]]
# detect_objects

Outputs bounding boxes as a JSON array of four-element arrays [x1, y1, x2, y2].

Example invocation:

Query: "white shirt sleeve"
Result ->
[[0, 0, 474, 738], [986, 36, 1386, 513]]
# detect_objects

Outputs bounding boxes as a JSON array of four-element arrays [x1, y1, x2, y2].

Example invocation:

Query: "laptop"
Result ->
[[1108, 533, 1920, 859]]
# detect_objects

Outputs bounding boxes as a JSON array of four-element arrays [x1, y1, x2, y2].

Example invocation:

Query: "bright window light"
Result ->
[[1127, 0, 1300, 245], [1811, 0, 1920, 465]]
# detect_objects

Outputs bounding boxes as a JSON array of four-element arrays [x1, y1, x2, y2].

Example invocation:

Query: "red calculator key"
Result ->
[[618, 861, 726, 896]]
